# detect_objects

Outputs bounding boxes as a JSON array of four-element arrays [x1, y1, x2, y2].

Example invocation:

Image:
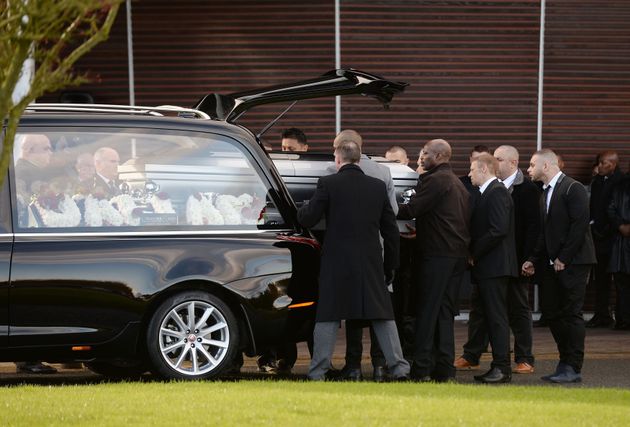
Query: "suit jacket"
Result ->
[[298, 164, 399, 322], [470, 179, 518, 280], [531, 173, 596, 266], [92, 174, 121, 198], [508, 170, 542, 265]]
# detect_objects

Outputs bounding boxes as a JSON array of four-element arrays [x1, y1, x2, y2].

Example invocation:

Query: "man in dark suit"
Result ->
[[298, 140, 410, 381], [522, 149, 596, 383], [455, 146, 540, 374], [92, 146, 121, 198], [587, 151, 623, 328], [467, 153, 517, 383], [397, 139, 470, 382]]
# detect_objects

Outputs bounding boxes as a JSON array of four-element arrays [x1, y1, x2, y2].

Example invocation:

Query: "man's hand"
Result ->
[[522, 261, 535, 277], [620, 223, 630, 237], [468, 256, 475, 267], [400, 223, 416, 239], [385, 269, 395, 286], [553, 258, 566, 272]]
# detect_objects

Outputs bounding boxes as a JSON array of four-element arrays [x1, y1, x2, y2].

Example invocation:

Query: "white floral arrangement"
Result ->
[[32, 193, 81, 228], [240, 194, 266, 225], [150, 192, 175, 214], [186, 193, 224, 225], [75, 194, 124, 227], [215, 194, 251, 225], [110, 194, 141, 226]]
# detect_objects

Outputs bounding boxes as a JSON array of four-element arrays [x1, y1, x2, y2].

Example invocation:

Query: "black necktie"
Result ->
[[543, 185, 552, 213]]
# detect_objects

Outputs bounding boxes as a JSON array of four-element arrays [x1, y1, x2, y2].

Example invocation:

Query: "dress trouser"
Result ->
[[411, 256, 466, 379], [463, 277, 534, 365], [614, 272, 630, 325], [593, 247, 614, 321], [474, 276, 511, 373], [541, 264, 590, 372], [308, 320, 410, 380], [344, 322, 385, 369]]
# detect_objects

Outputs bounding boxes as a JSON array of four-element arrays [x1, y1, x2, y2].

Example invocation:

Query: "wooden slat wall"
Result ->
[[339, 0, 541, 175], [543, 0, 630, 180], [43, 0, 336, 151], [41, 1, 630, 180]]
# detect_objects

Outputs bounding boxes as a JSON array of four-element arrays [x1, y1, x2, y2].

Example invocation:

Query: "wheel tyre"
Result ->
[[85, 360, 148, 380], [146, 291, 239, 380]]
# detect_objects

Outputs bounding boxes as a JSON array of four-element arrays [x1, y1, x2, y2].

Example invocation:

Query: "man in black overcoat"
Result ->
[[298, 141, 410, 381], [467, 153, 518, 383], [522, 149, 596, 383], [587, 151, 624, 328]]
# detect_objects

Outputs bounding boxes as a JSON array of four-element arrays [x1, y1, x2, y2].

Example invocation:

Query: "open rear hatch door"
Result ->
[[193, 69, 408, 122]]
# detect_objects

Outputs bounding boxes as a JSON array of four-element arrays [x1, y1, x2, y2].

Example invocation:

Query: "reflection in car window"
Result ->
[[12, 129, 285, 230]]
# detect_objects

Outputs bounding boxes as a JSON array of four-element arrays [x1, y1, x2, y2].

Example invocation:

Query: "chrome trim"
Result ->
[[13, 229, 293, 239], [25, 103, 211, 120], [0, 233, 13, 238]]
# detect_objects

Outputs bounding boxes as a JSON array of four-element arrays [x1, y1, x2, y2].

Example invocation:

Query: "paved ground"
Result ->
[[1, 319, 629, 388]]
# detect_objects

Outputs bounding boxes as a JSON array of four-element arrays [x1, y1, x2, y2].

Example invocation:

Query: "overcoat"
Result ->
[[297, 164, 399, 321]]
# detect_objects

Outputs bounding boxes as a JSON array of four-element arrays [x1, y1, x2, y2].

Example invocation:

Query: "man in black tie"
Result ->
[[522, 149, 596, 383], [468, 153, 518, 383], [93, 146, 121, 198]]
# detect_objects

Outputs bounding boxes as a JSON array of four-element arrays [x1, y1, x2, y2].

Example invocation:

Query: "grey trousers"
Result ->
[[308, 320, 410, 380]]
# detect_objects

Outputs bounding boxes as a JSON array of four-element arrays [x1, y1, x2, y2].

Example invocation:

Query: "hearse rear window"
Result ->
[[12, 129, 285, 231]]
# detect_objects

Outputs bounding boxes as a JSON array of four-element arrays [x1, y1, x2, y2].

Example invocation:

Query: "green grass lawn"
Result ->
[[2, 380, 629, 426]]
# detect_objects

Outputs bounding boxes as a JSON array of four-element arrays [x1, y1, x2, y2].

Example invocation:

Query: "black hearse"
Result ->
[[0, 70, 407, 380]]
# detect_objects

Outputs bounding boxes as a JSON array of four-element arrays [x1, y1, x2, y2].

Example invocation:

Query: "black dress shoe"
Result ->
[[16, 362, 58, 374], [613, 321, 630, 330], [586, 316, 613, 328], [372, 366, 389, 382], [533, 318, 548, 328], [474, 367, 511, 384], [410, 375, 433, 383], [330, 366, 363, 381]]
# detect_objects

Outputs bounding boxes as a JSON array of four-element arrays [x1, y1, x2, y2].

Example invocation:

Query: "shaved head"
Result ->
[[426, 139, 452, 161], [494, 145, 519, 162], [598, 150, 619, 176], [333, 129, 363, 148], [493, 145, 520, 180]]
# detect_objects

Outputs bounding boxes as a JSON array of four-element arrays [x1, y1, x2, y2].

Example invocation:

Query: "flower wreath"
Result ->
[[186, 192, 224, 225], [32, 192, 81, 228], [74, 194, 124, 227], [150, 191, 175, 214]]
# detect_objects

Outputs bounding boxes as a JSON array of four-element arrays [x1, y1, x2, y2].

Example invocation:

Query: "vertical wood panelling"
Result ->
[[543, 0, 630, 179], [339, 1, 541, 174], [43, 0, 336, 150]]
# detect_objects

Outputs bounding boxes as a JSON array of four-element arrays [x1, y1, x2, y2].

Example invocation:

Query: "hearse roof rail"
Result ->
[[24, 103, 211, 120]]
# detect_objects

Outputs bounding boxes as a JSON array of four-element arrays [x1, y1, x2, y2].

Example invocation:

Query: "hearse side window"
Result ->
[[12, 130, 286, 231]]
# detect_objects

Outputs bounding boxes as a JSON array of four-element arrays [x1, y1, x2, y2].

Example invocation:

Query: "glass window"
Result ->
[[12, 129, 286, 231]]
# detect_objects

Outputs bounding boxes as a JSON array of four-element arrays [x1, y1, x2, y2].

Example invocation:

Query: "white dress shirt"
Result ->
[[479, 177, 497, 195]]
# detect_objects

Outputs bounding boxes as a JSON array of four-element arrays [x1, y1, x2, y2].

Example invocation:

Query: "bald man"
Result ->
[[93, 147, 121, 197], [587, 150, 624, 328], [397, 138, 470, 382], [15, 134, 53, 195], [522, 149, 596, 383]]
